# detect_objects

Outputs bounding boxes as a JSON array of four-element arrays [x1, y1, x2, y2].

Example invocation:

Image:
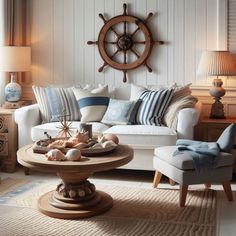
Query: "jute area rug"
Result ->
[[0, 178, 216, 236]]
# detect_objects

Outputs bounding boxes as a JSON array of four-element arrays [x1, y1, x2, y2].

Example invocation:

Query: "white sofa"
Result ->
[[15, 86, 199, 171]]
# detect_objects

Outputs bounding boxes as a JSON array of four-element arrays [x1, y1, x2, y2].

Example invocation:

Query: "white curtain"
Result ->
[[0, 0, 27, 105]]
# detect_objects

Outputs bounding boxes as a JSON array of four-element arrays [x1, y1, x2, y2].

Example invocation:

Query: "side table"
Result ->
[[200, 117, 236, 172], [0, 108, 18, 172]]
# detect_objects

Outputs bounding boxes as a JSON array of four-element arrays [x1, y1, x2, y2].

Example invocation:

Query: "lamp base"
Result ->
[[209, 100, 225, 119], [209, 78, 226, 119], [5, 73, 22, 102]]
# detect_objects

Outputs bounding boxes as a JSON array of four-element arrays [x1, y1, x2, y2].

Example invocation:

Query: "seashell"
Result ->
[[66, 137, 79, 147], [92, 134, 98, 141], [73, 142, 88, 150], [97, 135, 108, 143], [91, 142, 103, 149], [45, 149, 66, 161], [65, 149, 81, 161], [48, 139, 66, 149], [102, 140, 117, 148], [103, 133, 119, 144], [64, 141, 75, 148], [73, 131, 89, 143], [68, 137, 78, 143], [87, 140, 98, 147]]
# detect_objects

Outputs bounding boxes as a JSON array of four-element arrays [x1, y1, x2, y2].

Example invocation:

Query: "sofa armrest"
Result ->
[[15, 104, 42, 148], [177, 107, 200, 140]]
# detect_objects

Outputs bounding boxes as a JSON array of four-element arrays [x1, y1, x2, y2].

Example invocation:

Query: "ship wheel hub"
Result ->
[[117, 35, 133, 51]]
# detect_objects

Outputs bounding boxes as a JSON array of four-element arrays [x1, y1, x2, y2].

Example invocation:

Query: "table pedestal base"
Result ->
[[38, 190, 113, 219]]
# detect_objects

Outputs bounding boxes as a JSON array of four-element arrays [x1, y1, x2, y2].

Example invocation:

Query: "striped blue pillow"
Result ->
[[136, 88, 174, 125], [32, 86, 80, 123]]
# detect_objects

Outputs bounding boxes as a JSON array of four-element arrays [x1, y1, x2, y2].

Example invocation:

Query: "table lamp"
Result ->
[[197, 50, 236, 119], [0, 46, 31, 102]]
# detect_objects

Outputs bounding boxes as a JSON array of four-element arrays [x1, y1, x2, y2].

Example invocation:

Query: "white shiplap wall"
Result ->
[[228, 0, 236, 52], [22, 0, 230, 100]]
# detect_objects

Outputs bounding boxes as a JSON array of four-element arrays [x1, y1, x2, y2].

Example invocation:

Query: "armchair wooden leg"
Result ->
[[222, 181, 233, 201], [204, 183, 211, 188], [153, 171, 162, 188], [179, 185, 188, 207], [169, 179, 175, 186]]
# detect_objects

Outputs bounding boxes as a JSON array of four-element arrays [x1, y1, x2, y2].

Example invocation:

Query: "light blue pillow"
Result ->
[[101, 99, 140, 125], [217, 123, 236, 153]]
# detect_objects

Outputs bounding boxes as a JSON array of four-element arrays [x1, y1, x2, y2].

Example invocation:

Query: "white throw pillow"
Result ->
[[130, 84, 147, 101], [72, 85, 109, 122]]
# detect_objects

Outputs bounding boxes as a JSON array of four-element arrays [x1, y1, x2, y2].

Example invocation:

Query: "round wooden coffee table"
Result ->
[[17, 144, 133, 219]]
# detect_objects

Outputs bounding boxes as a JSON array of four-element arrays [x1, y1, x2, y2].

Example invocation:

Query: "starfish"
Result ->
[[56, 110, 73, 138]]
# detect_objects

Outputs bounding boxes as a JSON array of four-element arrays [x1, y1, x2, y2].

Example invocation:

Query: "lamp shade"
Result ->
[[0, 46, 31, 72], [197, 50, 236, 76]]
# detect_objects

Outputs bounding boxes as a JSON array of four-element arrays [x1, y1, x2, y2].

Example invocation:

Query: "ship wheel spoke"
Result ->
[[131, 27, 140, 37], [131, 48, 140, 58], [124, 51, 127, 64], [98, 62, 108, 72], [110, 27, 120, 37], [87, 41, 98, 45], [124, 20, 127, 35], [104, 41, 117, 44], [145, 63, 152, 72], [133, 41, 146, 45], [154, 40, 165, 45], [123, 70, 127, 83], [145, 13, 153, 23], [111, 49, 120, 59], [123, 4, 127, 15], [99, 13, 107, 23]]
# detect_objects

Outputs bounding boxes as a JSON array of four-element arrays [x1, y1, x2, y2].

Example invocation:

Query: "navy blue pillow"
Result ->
[[217, 123, 236, 153]]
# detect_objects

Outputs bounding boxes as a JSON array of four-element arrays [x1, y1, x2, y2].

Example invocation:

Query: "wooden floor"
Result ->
[[1, 167, 236, 236]]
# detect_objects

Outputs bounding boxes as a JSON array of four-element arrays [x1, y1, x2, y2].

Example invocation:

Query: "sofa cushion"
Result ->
[[101, 99, 141, 125], [154, 146, 233, 170], [103, 125, 177, 148], [72, 85, 109, 122], [32, 86, 80, 123], [31, 122, 110, 141]]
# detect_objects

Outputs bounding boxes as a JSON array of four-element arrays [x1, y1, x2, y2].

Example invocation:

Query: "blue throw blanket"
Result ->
[[173, 139, 220, 173]]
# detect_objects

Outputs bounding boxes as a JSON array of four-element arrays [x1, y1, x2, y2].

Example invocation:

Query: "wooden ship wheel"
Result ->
[[87, 3, 164, 82]]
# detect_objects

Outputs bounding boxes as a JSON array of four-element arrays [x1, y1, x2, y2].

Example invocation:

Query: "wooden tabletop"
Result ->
[[201, 117, 236, 124], [17, 144, 133, 173]]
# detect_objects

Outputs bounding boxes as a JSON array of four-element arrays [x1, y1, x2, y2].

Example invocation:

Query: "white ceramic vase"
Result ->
[[5, 74, 22, 102]]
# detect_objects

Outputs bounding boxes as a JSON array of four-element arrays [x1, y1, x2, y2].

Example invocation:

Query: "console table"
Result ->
[[17, 144, 133, 219]]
